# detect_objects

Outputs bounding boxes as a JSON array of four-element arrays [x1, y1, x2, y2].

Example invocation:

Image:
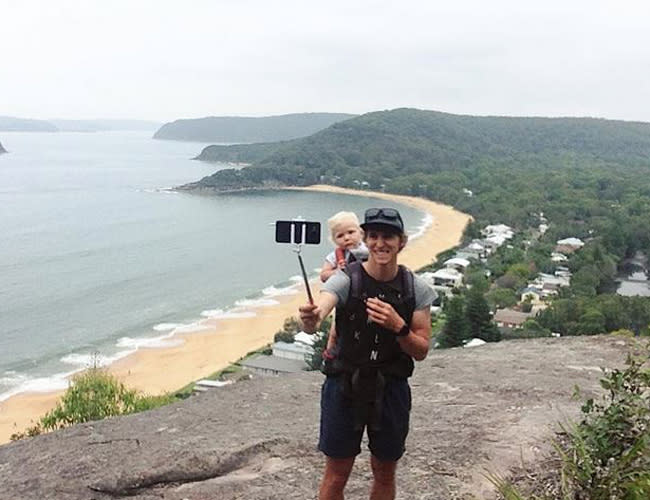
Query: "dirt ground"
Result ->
[[0, 336, 634, 500]]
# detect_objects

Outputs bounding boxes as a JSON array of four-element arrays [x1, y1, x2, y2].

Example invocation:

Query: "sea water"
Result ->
[[0, 131, 427, 400]]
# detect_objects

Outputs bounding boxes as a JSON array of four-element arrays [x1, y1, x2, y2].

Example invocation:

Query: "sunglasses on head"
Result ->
[[365, 208, 400, 221]]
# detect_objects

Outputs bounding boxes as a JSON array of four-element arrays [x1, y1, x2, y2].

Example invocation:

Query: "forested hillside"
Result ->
[[154, 112, 355, 143], [187, 109, 650, 256]]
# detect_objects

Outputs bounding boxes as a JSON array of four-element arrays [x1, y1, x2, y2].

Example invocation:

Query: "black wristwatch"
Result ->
[[396, 322, 410, 337]]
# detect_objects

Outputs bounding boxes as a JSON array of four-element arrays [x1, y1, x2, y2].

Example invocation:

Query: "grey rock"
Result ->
[[0, 336, 630, 500]]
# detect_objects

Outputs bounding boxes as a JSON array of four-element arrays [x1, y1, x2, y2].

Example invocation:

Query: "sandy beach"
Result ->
[[0, 185, 471, 443]]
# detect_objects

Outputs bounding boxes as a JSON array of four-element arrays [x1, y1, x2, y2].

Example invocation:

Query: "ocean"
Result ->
[[0, 131, 428, 400]]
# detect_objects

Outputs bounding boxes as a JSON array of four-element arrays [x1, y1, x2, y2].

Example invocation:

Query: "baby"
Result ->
[[319, 211, 369, 283]]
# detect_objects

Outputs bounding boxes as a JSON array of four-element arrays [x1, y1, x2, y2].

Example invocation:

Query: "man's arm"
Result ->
[[299, 291, 338, 334], [365, 298, 431, 361], [395, 308, 431, 361]]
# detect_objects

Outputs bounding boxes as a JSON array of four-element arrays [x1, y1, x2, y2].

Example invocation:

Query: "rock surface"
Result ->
[[0, 336, 631, 500]]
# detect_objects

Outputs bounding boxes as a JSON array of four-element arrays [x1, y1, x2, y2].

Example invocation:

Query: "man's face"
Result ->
[[333, 221, 362, 250], [365, 228, 403, 264]]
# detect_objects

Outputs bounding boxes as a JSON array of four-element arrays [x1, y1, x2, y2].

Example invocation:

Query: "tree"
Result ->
[[466, 287, 501, 342], [437, 296, 469, 348], [577, 308, 606, 335], [486, 288, 518, 309], [274, 316, 301, 343]]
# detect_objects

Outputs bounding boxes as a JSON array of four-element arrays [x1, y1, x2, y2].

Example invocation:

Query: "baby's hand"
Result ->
[[337, 260, 347, 269]]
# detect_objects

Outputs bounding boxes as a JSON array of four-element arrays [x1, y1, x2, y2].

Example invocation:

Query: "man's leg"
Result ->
[[319, 456, 355, 500], [369, 455, 397, 500]]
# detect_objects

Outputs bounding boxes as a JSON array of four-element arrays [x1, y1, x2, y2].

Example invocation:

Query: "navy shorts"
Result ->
[[318, 375, 411, 462]]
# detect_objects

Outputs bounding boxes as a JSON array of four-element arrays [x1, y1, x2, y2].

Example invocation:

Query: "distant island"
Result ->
[[153, 112, 355, 143], [0, 116, 58, 132], [51, 119, 161, 132], [0, 116, 161, 133]]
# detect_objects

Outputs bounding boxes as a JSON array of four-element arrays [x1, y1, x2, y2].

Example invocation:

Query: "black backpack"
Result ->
[[331, 261, 416, 379]]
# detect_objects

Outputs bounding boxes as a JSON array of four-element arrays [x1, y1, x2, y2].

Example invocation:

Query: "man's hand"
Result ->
[[365, 297, 405, 333], [299, 303, 321, 333]]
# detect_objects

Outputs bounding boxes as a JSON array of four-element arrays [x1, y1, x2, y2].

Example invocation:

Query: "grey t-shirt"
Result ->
[[322, 267, 437, 310]]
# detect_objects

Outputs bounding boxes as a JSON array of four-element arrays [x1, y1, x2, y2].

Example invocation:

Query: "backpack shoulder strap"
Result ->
[[345, 260, 364, 302], [399, 265, 416, 313]]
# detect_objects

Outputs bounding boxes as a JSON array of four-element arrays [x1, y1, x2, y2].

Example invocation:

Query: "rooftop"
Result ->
[[239, 354, 307, 373]]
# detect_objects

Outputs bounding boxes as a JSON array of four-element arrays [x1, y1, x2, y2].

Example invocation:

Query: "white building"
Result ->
[[273, 341, 314, 361], [431, 268, 464, 288], [557, 237, 584, 247], [482, 224, 515, 239], [443, 257, 471, 272], [551, 252, 568, 262]]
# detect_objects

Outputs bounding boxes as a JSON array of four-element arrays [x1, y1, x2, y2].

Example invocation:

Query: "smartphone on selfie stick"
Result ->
[[275, 219, 321, 304]]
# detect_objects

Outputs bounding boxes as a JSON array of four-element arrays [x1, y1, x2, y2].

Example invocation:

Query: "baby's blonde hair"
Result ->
[[327, 211, 361, 242]]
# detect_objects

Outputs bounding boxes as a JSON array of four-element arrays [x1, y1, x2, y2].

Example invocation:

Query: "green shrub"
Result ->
[[11, 368, 174, 440], [274, 316, 302, 343], [491, 343, 650, 499], [559, 347, 650, 499]]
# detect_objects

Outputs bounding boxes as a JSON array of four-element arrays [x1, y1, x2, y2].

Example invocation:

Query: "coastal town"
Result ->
[[236, 217, 593, 377]]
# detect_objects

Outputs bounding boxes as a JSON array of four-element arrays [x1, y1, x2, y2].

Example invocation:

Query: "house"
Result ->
[[482, 224, 514, 239], [483, 234, 509, 250], [494, 308, 534, 329], [531, 273, 571, 289], [443, 257, 471, 272], [239, 354, 307, 376], [456, 240, 487, 260], [272, 341, 314, 361], [431, 268, 464, 288], [294, 331, 318, 346], [555, 237, 584, 254], [538, 223, 549, 234], [555, 244, 579, 255], [551, 252, 568, 263], [520, 287, 543, 304]]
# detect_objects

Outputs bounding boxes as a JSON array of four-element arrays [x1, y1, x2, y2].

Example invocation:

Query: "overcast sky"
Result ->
[[2, 0, 649, 122]]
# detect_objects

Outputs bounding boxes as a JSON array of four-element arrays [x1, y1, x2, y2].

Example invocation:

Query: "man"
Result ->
[[300, 207, 436, 500]]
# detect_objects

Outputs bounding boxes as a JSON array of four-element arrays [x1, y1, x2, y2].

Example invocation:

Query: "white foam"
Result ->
[[153, 323, 183, 332], [0, 372, 28, 386], [116, 336, 184, 349], [234, 298, 279, 308], [200, 309, 257, 319], [409, 213, 433, 240], [172, 323, 212, 333], [262, 285, 299, 297], [0, 370, 78, 402], [61, 350, 136, 367], [289, 275, 303, 282]]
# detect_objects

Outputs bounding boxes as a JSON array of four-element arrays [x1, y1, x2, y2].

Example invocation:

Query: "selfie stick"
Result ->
[[294, 246, 314, 304], [290, 219, 314, 304]]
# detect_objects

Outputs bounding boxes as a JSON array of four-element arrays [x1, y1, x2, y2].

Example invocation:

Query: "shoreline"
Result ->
[[0, 185, 471, 443]]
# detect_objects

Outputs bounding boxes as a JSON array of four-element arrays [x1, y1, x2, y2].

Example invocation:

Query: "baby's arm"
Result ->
[[320, 261, 337, 282]]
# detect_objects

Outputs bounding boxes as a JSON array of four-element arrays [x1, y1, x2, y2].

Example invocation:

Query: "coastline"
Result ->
[[0, 185, 471, 443]]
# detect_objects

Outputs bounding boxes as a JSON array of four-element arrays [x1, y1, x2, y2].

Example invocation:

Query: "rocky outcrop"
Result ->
[[0, 141, 6, 154], [0, 336, 630, 500]]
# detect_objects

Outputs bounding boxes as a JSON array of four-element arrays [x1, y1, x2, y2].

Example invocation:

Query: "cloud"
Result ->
[[1, 0, 649, 121]]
